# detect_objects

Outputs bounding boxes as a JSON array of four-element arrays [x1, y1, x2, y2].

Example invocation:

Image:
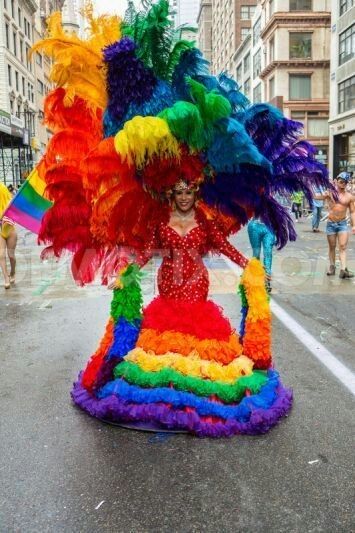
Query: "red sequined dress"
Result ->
[[72, 209, 293, 437]]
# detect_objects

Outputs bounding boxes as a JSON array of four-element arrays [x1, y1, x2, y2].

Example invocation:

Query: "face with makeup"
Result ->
[[173, 187, 196, 213]]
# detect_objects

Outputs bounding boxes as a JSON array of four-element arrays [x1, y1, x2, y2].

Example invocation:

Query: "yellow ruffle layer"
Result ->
[[125, 348, 254, 383]]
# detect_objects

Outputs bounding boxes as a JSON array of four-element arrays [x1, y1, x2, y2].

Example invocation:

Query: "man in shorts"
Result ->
[[314, 172, 355, 279]]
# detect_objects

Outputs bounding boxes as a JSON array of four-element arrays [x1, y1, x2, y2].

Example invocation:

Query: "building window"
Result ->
[[8, 64, 12, 85], [338, 75, 355, 113], [269, 77, 275, 99], [17, 103, 21, 117], [236, 63, 242, 84], [289, 32, 312, 59], [289, 74, 311, 100], [37, 79, 44, 94], [18, 7, 21, 26], [4, 0, 7, 10], [290, 0, 312, 10], [13, 31, 17, 56], [244, 52, 250, 72], [36, 52, 43, 67], [241, 27, 250, 41], [244, 78, 251, 98], [5, 23, 10, 49], [253, 49, 262, 79], [340, 0, 354, 16], [26, 45, 32, 71], [10, 100, 14, 114], [253, 83, 262, 103], [22, 76, 25, 95], [291, 111, 329, 138], [15, 70, 18, 91], [270, 37, 275, 61], [19, 38, 23, 62], [339, 24, 355, 65], [11, 0, 14, 18], [308, 118, 329, 137], [253, 17, 261, 46], [241, 5, 255, 19]]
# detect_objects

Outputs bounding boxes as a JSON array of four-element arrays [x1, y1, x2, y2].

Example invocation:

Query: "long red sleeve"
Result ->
[[134, 225, 161, 268], [208, 220, 248, 269]]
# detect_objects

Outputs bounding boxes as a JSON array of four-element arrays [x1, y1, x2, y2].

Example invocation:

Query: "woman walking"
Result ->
[[0, 183, 17, 289]]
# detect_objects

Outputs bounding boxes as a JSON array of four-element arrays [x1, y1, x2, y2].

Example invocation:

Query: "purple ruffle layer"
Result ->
[[71, 375, 293, 438]]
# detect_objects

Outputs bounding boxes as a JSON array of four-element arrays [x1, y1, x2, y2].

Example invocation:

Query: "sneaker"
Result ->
[[339, 268, 354, 279], [327, 265, 336, 276]]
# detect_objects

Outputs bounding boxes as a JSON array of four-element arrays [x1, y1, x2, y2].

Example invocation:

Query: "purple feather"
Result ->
[[104, 38, 157, 123]]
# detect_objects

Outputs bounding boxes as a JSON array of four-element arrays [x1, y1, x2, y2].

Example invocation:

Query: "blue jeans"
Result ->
[[326, 219, 348, 235], [247, 220, 276, 276], [312, 206, 322, 230]]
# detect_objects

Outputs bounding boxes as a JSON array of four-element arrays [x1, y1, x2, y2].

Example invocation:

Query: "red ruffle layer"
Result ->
[[142, 296, 234, 341]]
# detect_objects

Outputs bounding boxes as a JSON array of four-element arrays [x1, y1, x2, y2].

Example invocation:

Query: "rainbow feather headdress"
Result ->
[[17, 0, 329, 284]]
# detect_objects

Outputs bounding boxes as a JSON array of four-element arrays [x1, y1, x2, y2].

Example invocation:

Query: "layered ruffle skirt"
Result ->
[[72, 260, 292, 437]]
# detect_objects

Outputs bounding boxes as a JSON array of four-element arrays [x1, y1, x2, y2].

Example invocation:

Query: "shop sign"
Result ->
[[315, 149, 327, 163], [10, 115, 24, 138], [0, 109, 11, 134]]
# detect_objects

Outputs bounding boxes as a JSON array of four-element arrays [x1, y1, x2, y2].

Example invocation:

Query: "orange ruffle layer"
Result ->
[[242, 318, 271, 369], [136, 328, 243, 364], [82, 318, 114, 390]]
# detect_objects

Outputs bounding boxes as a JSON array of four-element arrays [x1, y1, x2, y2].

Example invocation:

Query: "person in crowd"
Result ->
[[291, 191, 304, 222], [311, 187, 325, 232], [0, 183, 17, 289], [247, 218, 276, 293], [314, 172, 355, 279]]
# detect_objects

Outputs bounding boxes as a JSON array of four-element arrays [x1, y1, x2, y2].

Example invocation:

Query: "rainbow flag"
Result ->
[[3, 166, 52, 234]]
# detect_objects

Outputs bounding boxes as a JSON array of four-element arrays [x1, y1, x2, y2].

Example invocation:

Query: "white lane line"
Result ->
[[222, 257, 355, 397], [270, 299, 355, 396]]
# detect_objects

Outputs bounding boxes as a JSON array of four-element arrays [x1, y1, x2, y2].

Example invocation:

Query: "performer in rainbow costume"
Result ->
[[31, 1, 329, 437]]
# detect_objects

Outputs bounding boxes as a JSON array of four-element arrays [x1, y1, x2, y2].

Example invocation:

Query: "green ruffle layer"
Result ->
[[110, 264, 143, 323], [114, 361, 268, 404]]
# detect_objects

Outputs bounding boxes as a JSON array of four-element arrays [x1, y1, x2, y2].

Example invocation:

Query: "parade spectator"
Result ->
[[311, 187, 324, 232], [247, 218, 276, 293], [314, 172, 355, 279], [347, 174, 355, 195], [0, 183, 17, 289], [291, 191, 304, 222]]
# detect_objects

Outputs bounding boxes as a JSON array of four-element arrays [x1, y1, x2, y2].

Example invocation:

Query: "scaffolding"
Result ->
[[0, 131, 33, 187]]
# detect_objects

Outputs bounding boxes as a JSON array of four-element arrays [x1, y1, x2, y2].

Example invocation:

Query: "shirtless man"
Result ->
[[315, 172, 355, 279]]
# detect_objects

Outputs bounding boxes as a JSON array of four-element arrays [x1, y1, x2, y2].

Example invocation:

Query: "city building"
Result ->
[[197, 0, 212, 63], [259, 0, 331, 167], [0, 0, 66, 185], [175, 26, 198, 43], [329, 0, 355, 178], [174, 0, 200, 28], [212, 0, 257, 75], [0, 0, 39, 185], [61, 0, 84, 34], [233, 3, 265, 103], [234, 33, 252, 99]]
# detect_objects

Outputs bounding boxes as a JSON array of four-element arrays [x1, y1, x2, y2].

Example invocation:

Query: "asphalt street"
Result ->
[[0, 218, 354, 533]]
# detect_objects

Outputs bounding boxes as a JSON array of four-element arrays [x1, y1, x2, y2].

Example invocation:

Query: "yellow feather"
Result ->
[[32, 7, 121, 110], [114, 117, 181, 168]]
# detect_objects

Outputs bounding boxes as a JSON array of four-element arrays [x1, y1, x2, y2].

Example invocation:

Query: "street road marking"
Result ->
[[270, 299, 355, 396], [223, 257, 355, 397]]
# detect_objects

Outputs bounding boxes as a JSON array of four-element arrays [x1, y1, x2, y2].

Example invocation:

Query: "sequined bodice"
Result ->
[[157, 223, 210, 302], [144, 219, 248, 303]]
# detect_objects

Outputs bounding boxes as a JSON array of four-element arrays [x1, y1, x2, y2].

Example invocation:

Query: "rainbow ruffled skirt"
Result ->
[[72, 260, 292, 437]]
